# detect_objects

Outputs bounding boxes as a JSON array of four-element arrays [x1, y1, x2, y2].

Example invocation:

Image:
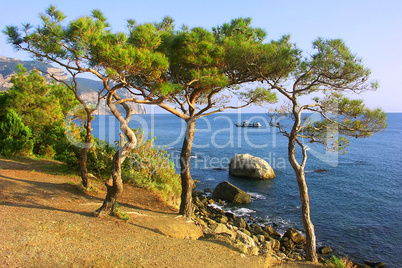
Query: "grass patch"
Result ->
[[68, 181, 102, 194], [112, 203, 130, 222]]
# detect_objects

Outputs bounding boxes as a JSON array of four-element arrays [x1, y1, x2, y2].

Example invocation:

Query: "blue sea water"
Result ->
[[90, 112, 402, 267]]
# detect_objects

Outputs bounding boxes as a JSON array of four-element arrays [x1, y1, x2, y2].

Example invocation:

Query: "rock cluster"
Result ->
[[192, 191, 386, 267], [192, 190, 306, 262]]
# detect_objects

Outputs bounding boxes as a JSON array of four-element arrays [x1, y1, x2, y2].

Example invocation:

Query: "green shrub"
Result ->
[[326, 255, 356, 268], [51, 124, 81, 166], [122, 130, 181, 207], [0, 109, 33, 156], [87, 137, 116, 178]]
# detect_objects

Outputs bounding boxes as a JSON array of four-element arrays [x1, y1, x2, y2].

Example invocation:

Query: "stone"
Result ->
[[199, 196, 208, 204], [355, 263, 370, 268], [289, 252, 303, 261], [240, 228, 251, 237], [364, 261, 386, 267], [229, 154, 276, 179], [212, 223, 236, 239], [194, 190, 204, 198], [233, 217, 246, 229], [263, 238, 281, 251], [225, 212, 236, 219], [264, 225, 281, 239], [204, 188, 213, 193], [217, 216, 228, 224], [156, 217, 204, 240], [236, 230, 256, 248], [314, 169, 328, 173], [257, 235, 265, 243], [194, 196, 205, 208], [282, 228, 306, 244], [237, 242, 248, 254], [195, 218, 208, 228], [277, 252, 288, 260], [212, 181, 251, 203], [280, 237, 295, 251], [252, 235, 259, 245], [251, 225, 267, 237], [207, 218, 217, 227], [318, 246, 333, 255], [88, 173, 97, 179], [250, 246, 260, 256]]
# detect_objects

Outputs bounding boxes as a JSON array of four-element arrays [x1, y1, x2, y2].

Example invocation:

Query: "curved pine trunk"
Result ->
[[295, 167, 317, 262], [94, 147, 124, 217], [95, 93, 137, 217], [288, 111, 318, 262], [179, 119, 196, 219]]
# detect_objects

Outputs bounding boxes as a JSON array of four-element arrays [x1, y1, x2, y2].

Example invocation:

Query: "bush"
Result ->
[[326, 255, 357, 268], [50, 124, 81, 165], [0, 109, 33, 156], [122, 130, 181, 207], [87, 137, 116, 178]]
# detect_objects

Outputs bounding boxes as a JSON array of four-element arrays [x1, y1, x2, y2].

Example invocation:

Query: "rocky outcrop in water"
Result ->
[[212, 181, 251, 204], [229, 154, 275, 179]]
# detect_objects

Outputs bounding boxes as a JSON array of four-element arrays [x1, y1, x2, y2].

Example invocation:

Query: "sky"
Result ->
[[0, 0, 401, 112]]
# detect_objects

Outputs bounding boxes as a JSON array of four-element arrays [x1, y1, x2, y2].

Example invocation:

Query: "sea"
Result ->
[[88, 112, 402, 267]]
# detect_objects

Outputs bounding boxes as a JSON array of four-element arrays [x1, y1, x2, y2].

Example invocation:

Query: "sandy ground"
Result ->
[[0, 157, 322, 268]]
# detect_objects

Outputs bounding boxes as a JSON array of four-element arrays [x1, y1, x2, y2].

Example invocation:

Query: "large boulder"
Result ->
[[233, 217, 248, 229], [229, 154, 275, 179], [282, 228, 306, 244], [212, 181, 251, 204]]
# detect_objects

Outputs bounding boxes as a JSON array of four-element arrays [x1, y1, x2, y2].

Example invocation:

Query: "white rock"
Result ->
[[229, 154, 275, 179]]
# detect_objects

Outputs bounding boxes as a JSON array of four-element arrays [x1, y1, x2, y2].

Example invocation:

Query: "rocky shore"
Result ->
[[192, 189, 387, 268]]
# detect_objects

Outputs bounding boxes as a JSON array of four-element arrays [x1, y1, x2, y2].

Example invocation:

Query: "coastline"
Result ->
[[191, 189, 386, 268]]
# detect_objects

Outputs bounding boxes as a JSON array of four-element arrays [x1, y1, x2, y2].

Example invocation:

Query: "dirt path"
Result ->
[[0, 157, 321, 268]]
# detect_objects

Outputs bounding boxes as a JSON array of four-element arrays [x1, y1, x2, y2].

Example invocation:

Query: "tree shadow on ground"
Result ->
[[128, 222, 166, 236], [0, 157, 76, 176], [0, 174, 101, 200], [198, 234, 240, 252], [118, 201, 178, 215], [2, 201, 94, 217], [0, 174, 102, 217]]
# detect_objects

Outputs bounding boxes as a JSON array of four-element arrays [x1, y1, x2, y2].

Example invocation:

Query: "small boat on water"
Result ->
[[235, 120, 262, 128]]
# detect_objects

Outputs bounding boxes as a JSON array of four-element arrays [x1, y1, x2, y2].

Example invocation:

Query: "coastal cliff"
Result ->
[[0, 56, 146, 115]]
